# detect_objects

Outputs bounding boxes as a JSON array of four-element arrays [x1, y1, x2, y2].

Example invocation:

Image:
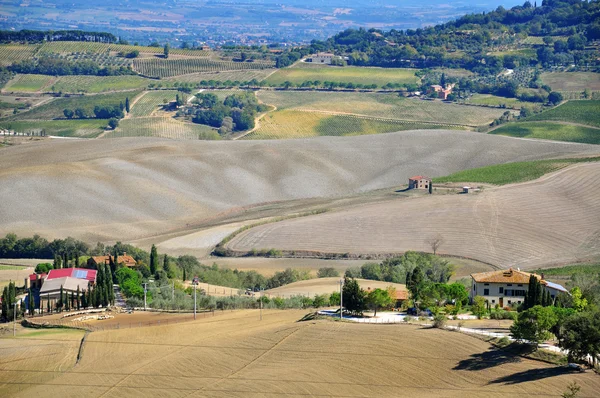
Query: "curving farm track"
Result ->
[[227, 163, 600, 269]]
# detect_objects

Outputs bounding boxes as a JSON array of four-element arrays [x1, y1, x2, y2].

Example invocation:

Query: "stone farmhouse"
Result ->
[[408, 176, 431, 190], [470, 268, 568, 308], [428, 84, 455, 100], [88, 253, 137, 268]]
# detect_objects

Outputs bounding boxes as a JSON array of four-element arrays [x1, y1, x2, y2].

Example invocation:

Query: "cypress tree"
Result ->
[[58, 285, 64, 311], [125, 97, 130, 113], [76, 286, 81, 310], [75, 250, 80, 268], [28, 288, 34, 315], [47, 294, 50, 313], [63, 252, 68, 269], [150, 245, 158, 276], [183, 267, 187, 282], [535, 279, 543, 307], [1, 286, 8, 322]]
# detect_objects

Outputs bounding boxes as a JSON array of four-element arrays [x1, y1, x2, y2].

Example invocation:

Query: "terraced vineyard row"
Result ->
[[52, 75, 149, 93], [165, 69, 275, 84], [244, 110, 459, 140], [36, 41, 210, 57], [104, 116, 220, 140], [133, 58, 274, 78], [0, 44, 40, 66], [129, 90, 179, 117], [3, 74, 54, 92], [257, 91, 508, 127]]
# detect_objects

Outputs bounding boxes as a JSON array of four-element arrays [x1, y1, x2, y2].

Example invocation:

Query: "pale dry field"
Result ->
[[0, 328, 85, 396], [0, 132, 598, 244], [228, 163, 600, 269], [4, 310, 600, 397], [265, 277, 406, 298]]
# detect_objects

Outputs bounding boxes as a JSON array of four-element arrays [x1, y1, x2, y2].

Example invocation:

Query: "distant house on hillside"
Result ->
[[88, 253, 136, 268], [308, 52, 336, 64], [408, 176, 431, 190], [428, 84, 454, 100], [470, 268, 568, 308]]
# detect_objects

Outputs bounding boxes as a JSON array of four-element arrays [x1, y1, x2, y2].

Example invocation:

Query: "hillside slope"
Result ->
[[0, 131, 598, 243], [227, 163, 600, 269]]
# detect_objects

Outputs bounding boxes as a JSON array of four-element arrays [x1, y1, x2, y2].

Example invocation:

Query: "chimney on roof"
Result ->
[[123, 252, 126, 257]]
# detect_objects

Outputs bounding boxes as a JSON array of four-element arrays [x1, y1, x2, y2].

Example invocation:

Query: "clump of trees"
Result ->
[[191, 92, 268, 133]]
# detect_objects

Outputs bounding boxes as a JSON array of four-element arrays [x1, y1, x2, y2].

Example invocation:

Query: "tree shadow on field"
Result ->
[[489, 366, 576, 385], [454, 345, 523, 371]]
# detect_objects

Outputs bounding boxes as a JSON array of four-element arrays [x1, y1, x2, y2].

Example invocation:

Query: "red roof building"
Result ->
[[46, 268, 97, 283]]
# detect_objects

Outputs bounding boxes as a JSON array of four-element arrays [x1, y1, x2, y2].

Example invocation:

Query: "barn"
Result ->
[[408, 176, 432, 190], [39, 268, 97, 300]]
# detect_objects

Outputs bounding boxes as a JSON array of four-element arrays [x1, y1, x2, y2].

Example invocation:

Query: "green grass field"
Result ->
[[104, 116, 220, 140], [7, 90, 142, 121], [244, 110, 458, 140], [51, 75, 150, 93], [540, 72, 600, 92], [0, 119, 109, 137], [133, 58, 274, 78], [3, 74, 54, 92], [165, 70, 275, 84], [526, 100, 600, 128], [257, 91, 507, 127], [532, 263, 600, 277], [129, 90, 179, 117], [466, 94, 522, 108], [265, 64, 419, 87], [491, 121, 600, 144], [433, 157, 600, 185]]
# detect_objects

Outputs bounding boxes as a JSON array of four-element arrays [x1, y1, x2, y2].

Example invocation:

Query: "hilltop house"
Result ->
[[408, 176, 431, 190], [428, 84, 455, 100], [470, 268, 568, 308], [88, 253, 136, 268]]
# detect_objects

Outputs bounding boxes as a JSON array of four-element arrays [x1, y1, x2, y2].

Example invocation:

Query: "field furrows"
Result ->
[[0, 131, 597, 243], [257, 91, 508, 127], [227, 163, 600, 269], [6, 311, 600, 397], [105, 116, 219, 140], [133, 58, 274, 78]]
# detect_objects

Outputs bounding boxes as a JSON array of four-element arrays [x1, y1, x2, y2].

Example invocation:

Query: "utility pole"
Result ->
[[193, 277, 198, 320], [143, 283, 147, 310], [340, 278, 344, 320]]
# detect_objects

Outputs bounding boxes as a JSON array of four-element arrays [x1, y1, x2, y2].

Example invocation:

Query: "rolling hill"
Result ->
[[226, 162, 600, 269], [0, 131, 598, 244]]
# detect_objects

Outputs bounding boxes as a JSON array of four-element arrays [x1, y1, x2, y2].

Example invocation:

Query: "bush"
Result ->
[[317, 267, 340, 278], [490, 309, 517, 320], [433, 314, 447, 328], [35, 263, 53, 274]]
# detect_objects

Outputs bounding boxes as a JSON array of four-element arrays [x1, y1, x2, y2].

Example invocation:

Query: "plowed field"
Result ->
[[0, 132, 598, 243], [4, 310, 600, 397], [227, 163, 600, 269]]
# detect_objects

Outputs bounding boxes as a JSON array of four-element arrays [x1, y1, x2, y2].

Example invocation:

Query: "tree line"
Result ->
[[9, 58, 136, 77], [0, 29, 118, 44]]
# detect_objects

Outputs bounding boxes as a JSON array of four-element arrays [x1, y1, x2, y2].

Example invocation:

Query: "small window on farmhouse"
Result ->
[[507, 284, 512, 286], [517, 284, 523, 287], [499, 287, 504, 294], [518, 301, 522, 304], [491, 300, 495, 304], [508, 300, 512, 304], [484, 289, 489, 296], [484, 283, 489, 286]]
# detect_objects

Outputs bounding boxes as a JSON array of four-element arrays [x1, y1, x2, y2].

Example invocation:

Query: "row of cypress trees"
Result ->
[[523, 274, 554, 309]]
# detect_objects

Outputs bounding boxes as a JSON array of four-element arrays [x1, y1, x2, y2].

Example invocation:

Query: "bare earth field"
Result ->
[[227, 163, 600, 269], [0, 132, 598, 245], [3, 310, 600, 397]]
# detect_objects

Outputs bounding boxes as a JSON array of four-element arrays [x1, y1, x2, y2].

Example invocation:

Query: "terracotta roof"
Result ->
[[30, 273, 46, 281], [409, 175, 430, 180], [90, 255, 136, 267], [471, 268, 539, 284], [46, 268, 97, 282]]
